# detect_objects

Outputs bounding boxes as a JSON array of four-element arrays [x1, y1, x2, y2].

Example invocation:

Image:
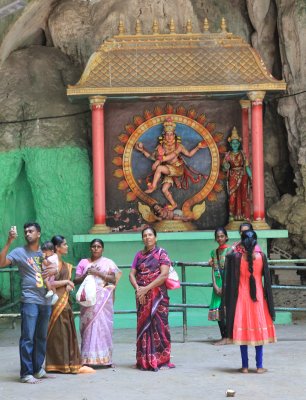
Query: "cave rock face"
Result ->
[[0, 0, 305, 255], [0, 46, 87, 150], [48, 0, 200, 66]]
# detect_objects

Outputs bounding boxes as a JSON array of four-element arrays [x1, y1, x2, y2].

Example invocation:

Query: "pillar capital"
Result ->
[[89, 96, 107, 109], [239, 99, 251, 109], [247, 91, 266, 103]]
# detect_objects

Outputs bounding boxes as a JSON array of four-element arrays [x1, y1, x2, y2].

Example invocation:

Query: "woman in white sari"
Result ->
[[74, 239, 121, 367]]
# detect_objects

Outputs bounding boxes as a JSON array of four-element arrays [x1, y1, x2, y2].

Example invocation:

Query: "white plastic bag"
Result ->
[[76, 275, 96, 307]]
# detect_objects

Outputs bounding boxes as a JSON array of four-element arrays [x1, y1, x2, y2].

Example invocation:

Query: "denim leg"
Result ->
[[240, 345, 249, 368], [33, 305, 51, 374], [255, 345, 263, 368], [19, 303, 39, 378]]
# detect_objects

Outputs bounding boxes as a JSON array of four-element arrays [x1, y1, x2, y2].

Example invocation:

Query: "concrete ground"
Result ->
[[0, 320, 305, 400]]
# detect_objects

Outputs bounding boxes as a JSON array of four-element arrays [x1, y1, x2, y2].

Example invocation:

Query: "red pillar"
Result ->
[[248, 91, 270, 229], [89, 96, 110, 233], [239, 100, 251, 159]]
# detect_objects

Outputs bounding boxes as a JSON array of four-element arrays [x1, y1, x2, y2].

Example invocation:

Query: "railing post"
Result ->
[[181, 263, 187, 342]]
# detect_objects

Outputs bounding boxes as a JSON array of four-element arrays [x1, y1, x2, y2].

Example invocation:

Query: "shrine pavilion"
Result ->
[[67, 18, 289, 327]]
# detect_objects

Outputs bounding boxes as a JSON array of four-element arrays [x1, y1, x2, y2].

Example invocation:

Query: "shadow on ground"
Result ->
[[0, 320, 305, 400]]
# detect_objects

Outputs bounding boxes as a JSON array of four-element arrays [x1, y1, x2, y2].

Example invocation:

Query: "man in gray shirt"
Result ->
[[0, 222, 56, 384]]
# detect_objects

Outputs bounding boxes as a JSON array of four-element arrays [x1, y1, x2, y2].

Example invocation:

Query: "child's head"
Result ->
[[41, 241, 55, 258]]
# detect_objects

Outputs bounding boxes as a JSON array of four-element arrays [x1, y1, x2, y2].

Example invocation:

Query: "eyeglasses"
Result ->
[[91, 245, 102, 249]]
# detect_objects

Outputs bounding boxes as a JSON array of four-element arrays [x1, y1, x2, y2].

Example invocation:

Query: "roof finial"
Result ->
[[118, 20, 125, 36], [152, 19, 159, 35], [169, 18, 176, 34], [203, 18, 209, 33], [135, 19, 142, 35], [221, 17, 227, 33], [186, 19, 192, 34]]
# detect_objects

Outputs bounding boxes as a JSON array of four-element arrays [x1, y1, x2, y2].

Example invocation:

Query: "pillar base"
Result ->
[[225, 220, 249, 231], [226, 219, 271, 231], [89, 224, 111, 234], [154, 220, 197, 232], [251, 220, 271, 230]]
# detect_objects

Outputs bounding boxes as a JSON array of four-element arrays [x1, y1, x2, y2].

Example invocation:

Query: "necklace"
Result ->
[[163, 141, 176, 153]]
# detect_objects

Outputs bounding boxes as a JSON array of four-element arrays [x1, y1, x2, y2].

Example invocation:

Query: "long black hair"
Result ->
[[241, 230, 258, 302], [51, 235, 65, 251]]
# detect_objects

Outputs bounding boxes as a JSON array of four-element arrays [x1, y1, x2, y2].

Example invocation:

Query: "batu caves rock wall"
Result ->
[[0, 0, 305, 280]]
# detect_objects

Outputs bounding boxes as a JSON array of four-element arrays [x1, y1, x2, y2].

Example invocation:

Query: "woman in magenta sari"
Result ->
[[74, 239, 122, 367], [129, 226, 175, 371]]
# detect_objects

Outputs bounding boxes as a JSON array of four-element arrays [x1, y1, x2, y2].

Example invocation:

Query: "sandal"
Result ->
[[257, 368, 267, 374], [20, 375, 42, 384]]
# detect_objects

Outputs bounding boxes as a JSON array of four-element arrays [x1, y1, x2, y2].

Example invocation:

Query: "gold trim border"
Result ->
[[67, 83, 286, 98]]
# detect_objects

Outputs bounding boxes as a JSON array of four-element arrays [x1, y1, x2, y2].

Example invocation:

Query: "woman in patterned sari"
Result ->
[[74, 239, 122, 367], [129, 226, 175, 371], [46, 235, 83, 373]]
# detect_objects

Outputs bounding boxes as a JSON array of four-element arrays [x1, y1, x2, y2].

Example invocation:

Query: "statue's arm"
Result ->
[[246, 165, 252, 179], [135, 142, 155, 160], [179, 143, 201, 158], [222, 152, 231, 171], [243, 152, 252, 179]]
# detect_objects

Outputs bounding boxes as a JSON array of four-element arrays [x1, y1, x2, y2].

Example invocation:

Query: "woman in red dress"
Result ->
[[224, 230, 276, 373]]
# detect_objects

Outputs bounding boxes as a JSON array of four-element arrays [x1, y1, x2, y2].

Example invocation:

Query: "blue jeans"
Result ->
[[19, 302, 51, 378]]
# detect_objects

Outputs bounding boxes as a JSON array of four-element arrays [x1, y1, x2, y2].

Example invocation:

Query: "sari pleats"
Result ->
[[80, 285, 114, 365], [46, 262, 81, 373]]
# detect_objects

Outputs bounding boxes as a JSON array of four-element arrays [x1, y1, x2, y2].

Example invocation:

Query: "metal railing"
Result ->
[[0, 259, 306, 341]]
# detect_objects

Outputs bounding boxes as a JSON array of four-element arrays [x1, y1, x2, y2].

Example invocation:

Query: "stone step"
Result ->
[[272, 268, 301, 285]]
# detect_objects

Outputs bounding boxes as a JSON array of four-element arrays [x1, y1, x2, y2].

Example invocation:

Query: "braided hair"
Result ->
[[241, 230, 258, 301]]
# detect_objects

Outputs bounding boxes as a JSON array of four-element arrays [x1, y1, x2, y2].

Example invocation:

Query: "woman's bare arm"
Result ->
[[129, 268, 139, 291]]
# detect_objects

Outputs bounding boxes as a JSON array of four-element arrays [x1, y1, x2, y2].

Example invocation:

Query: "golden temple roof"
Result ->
[[67, 20, 286, 98]]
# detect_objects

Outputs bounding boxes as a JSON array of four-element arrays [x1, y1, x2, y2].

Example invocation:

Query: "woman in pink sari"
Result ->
[[74, 239, 121, 367]]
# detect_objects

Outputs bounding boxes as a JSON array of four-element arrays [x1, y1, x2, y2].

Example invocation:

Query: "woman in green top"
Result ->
[[208, 227, 231, 345]]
